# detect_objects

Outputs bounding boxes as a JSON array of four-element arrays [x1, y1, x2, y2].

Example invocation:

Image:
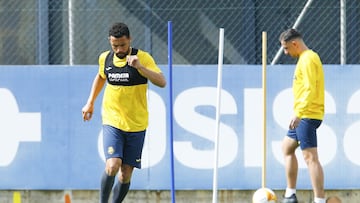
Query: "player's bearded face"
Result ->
[[109, 36, 131, 59], [115, 48, 130, 59]]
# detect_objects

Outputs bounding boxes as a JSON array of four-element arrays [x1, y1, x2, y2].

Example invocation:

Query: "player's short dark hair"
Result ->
[[279, 28, 302, 42], [109, 22, 130, 38]]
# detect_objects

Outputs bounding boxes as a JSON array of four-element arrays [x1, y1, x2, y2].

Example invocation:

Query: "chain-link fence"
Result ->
[[0, 0, 359, 65]]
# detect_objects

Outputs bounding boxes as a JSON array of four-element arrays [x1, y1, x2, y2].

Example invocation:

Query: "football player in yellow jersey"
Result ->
[[279, 29, 325, 203], [82, 22, 166, 203]]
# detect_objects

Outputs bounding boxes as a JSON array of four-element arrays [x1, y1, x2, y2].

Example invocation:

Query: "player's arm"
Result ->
[[82, 74, 106, 121], [295, 58, 317, 118], [136, 64, 166, 88], [127, 55, 166, 88]]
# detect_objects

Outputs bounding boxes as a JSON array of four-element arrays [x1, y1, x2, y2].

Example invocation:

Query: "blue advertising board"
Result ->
[[0, 65, 359, 190]]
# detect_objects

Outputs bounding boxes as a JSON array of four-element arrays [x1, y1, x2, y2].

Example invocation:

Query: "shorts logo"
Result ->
[[135, 159, 141, 163], [107, 146, 114, 155]]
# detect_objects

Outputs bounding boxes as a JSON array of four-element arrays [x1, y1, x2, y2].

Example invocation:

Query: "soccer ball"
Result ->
[[252, 187, 277, 203]]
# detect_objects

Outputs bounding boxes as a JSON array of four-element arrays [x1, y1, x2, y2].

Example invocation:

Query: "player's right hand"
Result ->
[[82, 103, 94, 121]]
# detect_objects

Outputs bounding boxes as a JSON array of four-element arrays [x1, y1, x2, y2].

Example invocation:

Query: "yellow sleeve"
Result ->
[[138, 50, 162, 73], [294, 60, 315, 117], [98, 51, 111, 79], [294, 51, 322, 117]]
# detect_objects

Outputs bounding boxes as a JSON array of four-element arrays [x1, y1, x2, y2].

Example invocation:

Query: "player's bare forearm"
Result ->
[[87, 74, 106, 104], [132, 64, 166, 87], [139, 67, 166, 87], [152, 73, 166, 87], [82, 74, 106, 121]]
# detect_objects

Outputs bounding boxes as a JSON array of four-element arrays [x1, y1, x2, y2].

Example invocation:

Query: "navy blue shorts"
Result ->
[[287, 118, 322, 150], [102, 125, 146, 169]]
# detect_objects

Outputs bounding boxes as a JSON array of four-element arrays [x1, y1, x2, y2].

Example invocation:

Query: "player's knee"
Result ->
[[105, 160, 121, 176], [303, 156, 318, 166], [118, 165, 133, 183], [106, 166, 119, 176], [118, 173, 130, 183], [302, 148, 319, 163]]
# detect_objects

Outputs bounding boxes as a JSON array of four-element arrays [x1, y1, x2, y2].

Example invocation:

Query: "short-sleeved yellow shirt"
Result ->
[[98, 49, 162, 132]]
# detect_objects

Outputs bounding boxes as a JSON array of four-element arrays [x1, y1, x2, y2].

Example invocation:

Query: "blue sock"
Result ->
[[112, 181, 130, 203], [100, 171, 115, 203]]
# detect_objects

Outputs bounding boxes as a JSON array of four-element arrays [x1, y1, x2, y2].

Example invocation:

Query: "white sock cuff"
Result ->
[[285, 188, 296, 197], [314, 197, 326, 203]]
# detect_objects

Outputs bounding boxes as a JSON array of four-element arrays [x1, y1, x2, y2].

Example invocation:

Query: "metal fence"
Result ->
[[0, 0, 359, 65]]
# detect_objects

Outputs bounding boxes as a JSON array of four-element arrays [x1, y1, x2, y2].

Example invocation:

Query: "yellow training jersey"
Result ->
[[98, 49, 162, 132], [293, 49, 324, 120]]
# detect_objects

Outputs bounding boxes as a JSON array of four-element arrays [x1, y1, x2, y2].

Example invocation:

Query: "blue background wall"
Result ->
[[0, 65, 359, 190]]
